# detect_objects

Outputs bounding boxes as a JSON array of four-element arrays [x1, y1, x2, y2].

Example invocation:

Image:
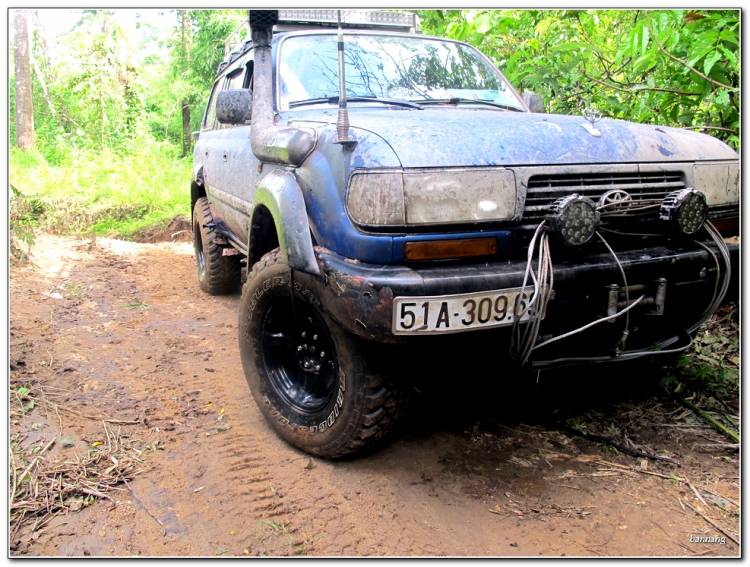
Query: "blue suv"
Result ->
[[191, 10, 739, 457]]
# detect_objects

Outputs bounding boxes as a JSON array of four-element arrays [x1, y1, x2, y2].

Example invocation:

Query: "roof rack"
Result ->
[[223, 9, 420, 58]]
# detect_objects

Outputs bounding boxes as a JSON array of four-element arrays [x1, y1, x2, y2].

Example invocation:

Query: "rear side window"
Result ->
[[203, 79, 223, 131], [226, 68, 245, 90], [203, 55, 254, 131]]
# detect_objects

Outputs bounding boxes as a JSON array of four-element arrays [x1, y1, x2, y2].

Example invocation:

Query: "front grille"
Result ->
[[523, 171, 685, 222]]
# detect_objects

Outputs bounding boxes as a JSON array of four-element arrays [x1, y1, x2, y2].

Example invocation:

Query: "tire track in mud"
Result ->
[[13, 235, 740, 557]]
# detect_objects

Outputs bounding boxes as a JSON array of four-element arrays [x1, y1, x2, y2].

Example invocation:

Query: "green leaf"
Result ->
[[551, 41, 584, 52], [703, 50, 722, 75], [632, 50, 657, 74], [535, 17, 556, 38], [17, 387, 30, 397], [631, 26, 640, 59], [687, 30, 718, 67], [719, 46, 738, 67], [714, 90, 730, 106], [719, 28, 739, 47], [640, 23, 650, 56], [474, 13, 492, 35]]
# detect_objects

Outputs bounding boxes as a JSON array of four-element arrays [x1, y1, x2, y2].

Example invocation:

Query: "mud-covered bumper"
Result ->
[[313, 239, 739, 359]]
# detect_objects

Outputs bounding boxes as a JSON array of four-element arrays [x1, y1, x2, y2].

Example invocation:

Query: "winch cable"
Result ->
[[595, 231, 631, 346], [531, 220, 731, 368], [532, 294, 646, 352], [530, 230, 646, 356], [687, 220, 732, 334], [518, 231, 553, 363], [510, 221, 554, 366]]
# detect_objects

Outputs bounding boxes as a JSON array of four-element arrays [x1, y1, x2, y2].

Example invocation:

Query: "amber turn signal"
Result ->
[[404, 237, 498, 261]]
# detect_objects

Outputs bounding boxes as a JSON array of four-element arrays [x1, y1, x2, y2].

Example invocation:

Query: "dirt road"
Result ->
[[9, 233, 740, 556]]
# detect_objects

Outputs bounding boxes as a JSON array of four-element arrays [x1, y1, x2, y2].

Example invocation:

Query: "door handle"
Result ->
[[223, 150, 228, 162]]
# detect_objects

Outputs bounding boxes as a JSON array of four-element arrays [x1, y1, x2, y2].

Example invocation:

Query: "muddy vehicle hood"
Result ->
[[292, 108, 738, 168]]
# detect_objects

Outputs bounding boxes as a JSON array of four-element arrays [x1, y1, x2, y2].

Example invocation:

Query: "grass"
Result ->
[[10, 139, 191, 239]]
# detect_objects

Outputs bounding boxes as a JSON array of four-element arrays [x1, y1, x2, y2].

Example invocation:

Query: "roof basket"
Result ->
[[223, 9, 420, 57]]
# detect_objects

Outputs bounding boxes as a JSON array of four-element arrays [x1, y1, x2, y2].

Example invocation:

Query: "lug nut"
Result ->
[[314, 365, 321, 372], [301, 332, 307, 338], [319, 351, 325, 359], [297, 345, 305, 352], [313, 334, 318, 341], [304, 361, 311, 368], [309, 346, 316, 354]]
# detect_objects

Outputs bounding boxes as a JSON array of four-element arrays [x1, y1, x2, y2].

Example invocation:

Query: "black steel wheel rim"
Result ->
[[261, 298, 337, 414], [194, 225, 206, 280]]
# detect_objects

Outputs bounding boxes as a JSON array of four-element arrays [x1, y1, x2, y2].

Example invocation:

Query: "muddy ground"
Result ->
[[9, 233, 740, 557]]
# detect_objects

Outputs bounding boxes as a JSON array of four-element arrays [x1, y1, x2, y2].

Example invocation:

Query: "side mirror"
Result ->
[[523, 93, 545, 113], [216, 89, 253, 125], [191, 131, 200, 141]]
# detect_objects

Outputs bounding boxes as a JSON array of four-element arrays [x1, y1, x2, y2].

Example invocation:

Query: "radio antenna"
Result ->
[[334, 10, 357, 149]]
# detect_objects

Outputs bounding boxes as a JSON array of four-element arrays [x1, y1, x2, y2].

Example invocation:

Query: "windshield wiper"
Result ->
[[288, 96, 422, 109], [413, 97, 524, 112]]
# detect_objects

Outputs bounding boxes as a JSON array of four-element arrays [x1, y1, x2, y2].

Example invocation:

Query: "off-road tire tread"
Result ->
[[194, 197, 241, 295], [243, 250, 408, 459]]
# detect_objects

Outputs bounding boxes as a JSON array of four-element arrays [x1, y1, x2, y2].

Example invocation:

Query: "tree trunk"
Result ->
[[182, 100, 191, 158], [180, 11, 191, 158], [13, 9, 35, 149]]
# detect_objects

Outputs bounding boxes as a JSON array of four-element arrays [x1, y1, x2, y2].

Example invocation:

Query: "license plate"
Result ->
[[393, 287, 536, 335]]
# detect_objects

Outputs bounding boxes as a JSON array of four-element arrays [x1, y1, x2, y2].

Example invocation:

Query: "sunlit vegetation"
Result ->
[[419, 9, 739, 149]]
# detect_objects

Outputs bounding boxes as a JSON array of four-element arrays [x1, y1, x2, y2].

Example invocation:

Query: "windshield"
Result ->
[[277, 34, 525, 112]]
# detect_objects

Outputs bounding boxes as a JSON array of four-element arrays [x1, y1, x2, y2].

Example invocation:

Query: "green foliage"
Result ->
[[10, 184, 36, 263], [28, 11, 149, 157], [143, 9, 244, 146], [419, 9, 739, 149], [9, 138, 190, 238], [661, 303, 739, 400]]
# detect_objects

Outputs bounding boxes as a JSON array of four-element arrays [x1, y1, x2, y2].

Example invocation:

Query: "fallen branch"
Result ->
[[48, 402, 139, 425], [681, 499, 739, 546], [674, 395, 739, 443], [694, 443, 740, 452], [122, 478, 167, 536], [697, 486, 739, 508], [563, 426, 680, 465], [686, 477, 709, 508]]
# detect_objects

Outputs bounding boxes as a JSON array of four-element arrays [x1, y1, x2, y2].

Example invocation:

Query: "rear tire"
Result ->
[[239, 250, 407, 458], [193, 197, 241, 295]]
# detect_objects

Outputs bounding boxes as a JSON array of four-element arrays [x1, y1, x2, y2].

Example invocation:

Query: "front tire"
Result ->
[[239, 250, 407, 458], [192, 197, 241, 295]]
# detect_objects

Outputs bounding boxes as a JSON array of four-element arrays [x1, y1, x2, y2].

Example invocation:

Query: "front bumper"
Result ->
[[312, 239, 738, 363]]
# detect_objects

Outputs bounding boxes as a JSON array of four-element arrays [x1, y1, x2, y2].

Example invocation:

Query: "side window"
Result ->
[[203, 78, 224, 131], [225, 68, 245, 91]]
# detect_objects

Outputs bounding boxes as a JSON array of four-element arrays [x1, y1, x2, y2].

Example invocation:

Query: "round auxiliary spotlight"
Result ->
[[546, 194, 600, 246], [659, 189, 707, 235]]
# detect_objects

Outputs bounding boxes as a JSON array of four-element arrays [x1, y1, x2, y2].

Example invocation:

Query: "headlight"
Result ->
[[660, 189, 707, 235], [693, 162, 739, 206], [545, 194, 599, 246], [346, 169, 516, 227]]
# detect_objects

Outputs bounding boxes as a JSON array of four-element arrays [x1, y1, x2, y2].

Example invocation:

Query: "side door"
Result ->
[[206, 56, 258, 245], [195, 74, 230, 230]]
